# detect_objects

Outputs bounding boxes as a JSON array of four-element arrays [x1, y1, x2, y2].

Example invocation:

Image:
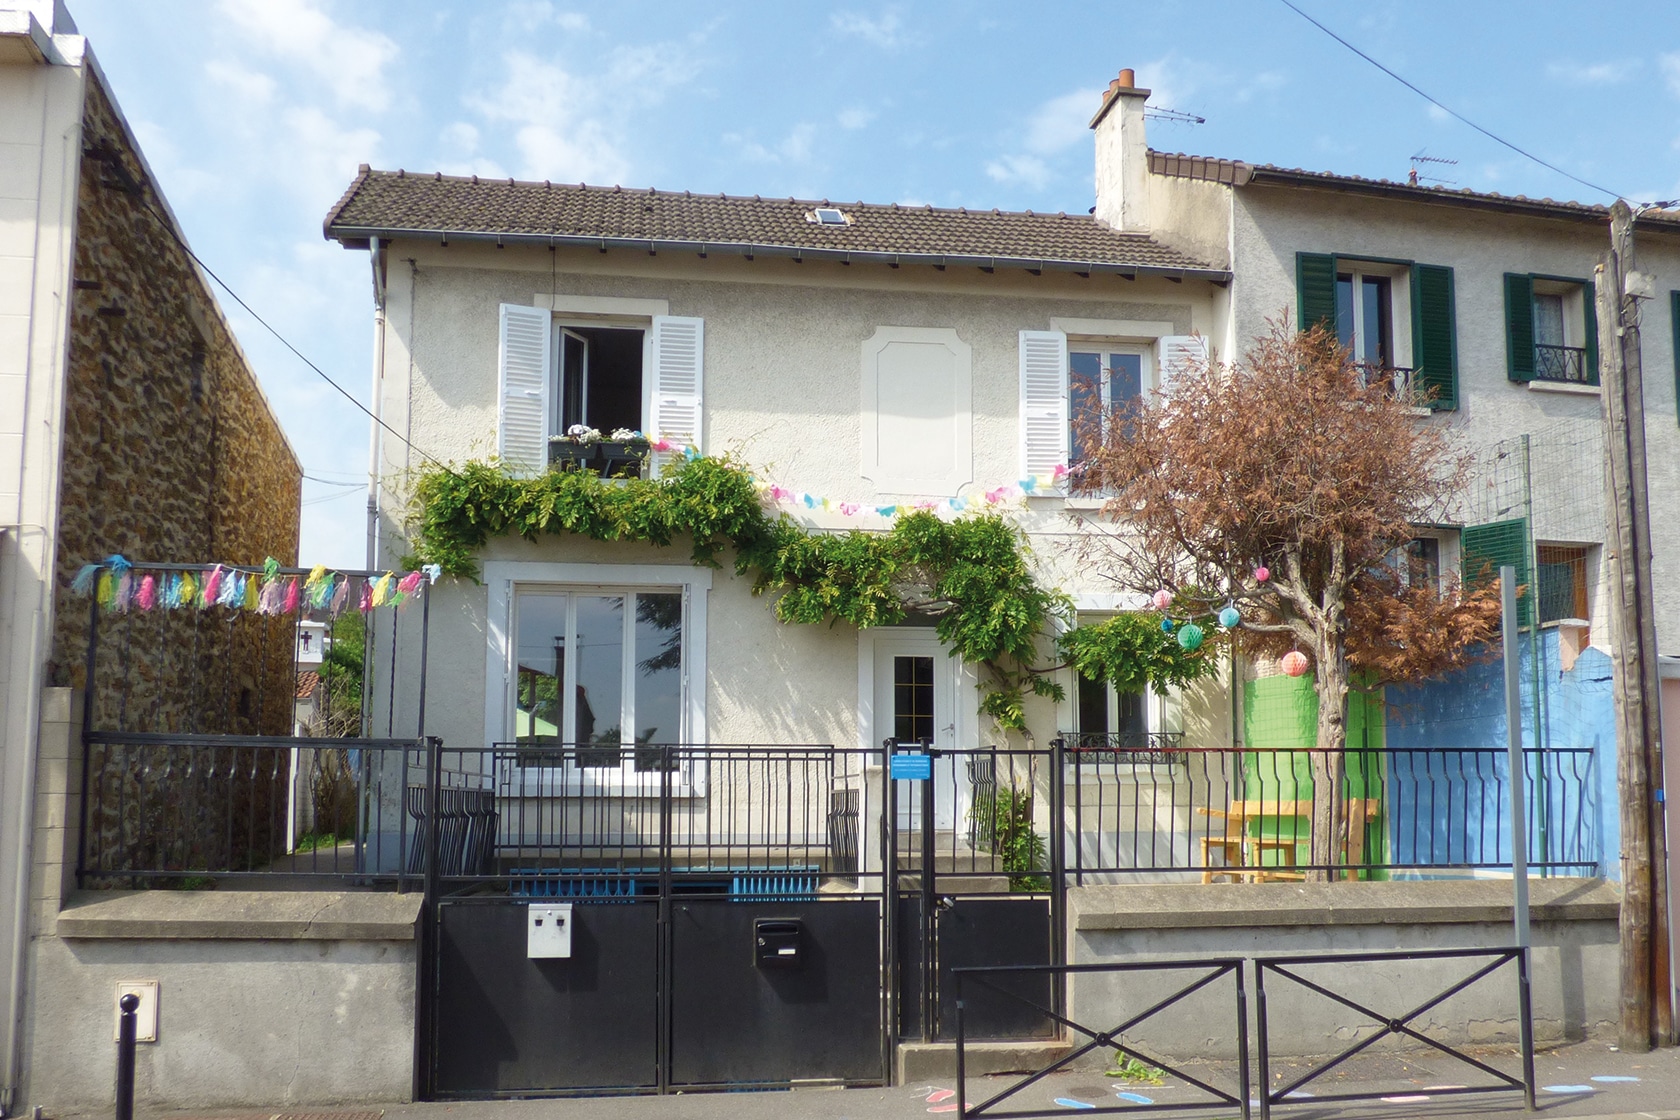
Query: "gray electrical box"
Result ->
[[527, 902, 573, 959], [754, 918, 802, 969]]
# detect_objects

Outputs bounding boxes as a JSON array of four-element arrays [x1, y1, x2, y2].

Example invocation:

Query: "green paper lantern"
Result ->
[[1177, 622, 1205, 651]]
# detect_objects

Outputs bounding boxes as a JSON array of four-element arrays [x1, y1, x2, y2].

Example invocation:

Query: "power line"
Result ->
[[129, 193, 447, 471], [1276, 0, 1625, 202]]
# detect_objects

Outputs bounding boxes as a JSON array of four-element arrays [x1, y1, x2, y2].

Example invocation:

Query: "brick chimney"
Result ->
[[1091, 68, 1150, 232]]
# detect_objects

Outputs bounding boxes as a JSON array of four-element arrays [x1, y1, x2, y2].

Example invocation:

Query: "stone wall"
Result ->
[[45, 69, 300, 729]]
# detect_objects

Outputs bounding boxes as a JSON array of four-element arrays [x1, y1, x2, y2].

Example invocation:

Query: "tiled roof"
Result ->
[[1149, 151, 1680, 228], [296, 670, 319, 700], [323, 167, 1226, 277]]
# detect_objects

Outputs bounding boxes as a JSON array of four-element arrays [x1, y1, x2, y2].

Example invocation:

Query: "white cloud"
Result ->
[[280, 106, 382, 206], [1024, 89, 1098, 155], [837, 107, 875, 130], [506, 2, 589, 32], [466, 52, 631, 184], [724, 123, 817, 166], [1427, 103, 1451, 122], [829, 9, 906, 49], [984, 154, 1050, 189], [1545, 59, 1634, 85], [217, 0, 399, 112], [435, 121, 508, 179], [1663, 52, 1680, 97], [204, 59, 276, 104]]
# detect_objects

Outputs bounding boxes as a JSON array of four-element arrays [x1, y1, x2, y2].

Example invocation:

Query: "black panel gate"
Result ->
[[422, 743, 889, 1097]]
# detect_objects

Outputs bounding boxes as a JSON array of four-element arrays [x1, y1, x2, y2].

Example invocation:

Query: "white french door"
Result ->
[[872, 633, 961, 831]]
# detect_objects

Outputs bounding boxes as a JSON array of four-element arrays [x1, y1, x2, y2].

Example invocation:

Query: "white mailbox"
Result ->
[[527, 902, 573, 959]]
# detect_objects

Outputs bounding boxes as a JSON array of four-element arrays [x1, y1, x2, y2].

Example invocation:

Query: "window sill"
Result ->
[[1526, 381, 1601, 398]]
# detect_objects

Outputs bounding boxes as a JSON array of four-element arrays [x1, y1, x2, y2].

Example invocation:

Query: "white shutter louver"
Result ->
[[649, 315, 704, 477], [497, 304, 552, 477], [1018, 329, 1068, 487], [1155, 334, 1207, 400]]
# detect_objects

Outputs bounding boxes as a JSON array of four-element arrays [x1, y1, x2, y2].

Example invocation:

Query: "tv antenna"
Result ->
[[1145, 106, 1205, 126], [1409, 150, 1458, 187]]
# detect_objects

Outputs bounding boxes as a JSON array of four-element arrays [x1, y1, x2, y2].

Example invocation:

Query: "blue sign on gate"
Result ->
[[889, 753, 933, 781]]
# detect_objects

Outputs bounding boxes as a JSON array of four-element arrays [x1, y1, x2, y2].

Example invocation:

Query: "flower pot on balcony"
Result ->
[[549, 440, 596, 472], [597, 439, 650, 478]]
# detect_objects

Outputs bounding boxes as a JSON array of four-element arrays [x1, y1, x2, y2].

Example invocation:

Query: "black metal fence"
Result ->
[[1060, 741, 1598, 881]]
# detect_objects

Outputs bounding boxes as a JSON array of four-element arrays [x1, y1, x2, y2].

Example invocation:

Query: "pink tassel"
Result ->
[[397, 571, 424, 596], [203, 565, 223, 607], [359, 581, 374, 612], [284, 577, 300, 614], [137, 575, 156, 611], [330, 577, 351, 616]]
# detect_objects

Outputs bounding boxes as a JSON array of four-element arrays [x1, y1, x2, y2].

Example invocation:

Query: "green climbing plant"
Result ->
[[406, 455, 1215, 732]]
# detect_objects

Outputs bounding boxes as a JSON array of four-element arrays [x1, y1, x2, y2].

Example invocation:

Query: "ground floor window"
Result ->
[[514, 587, 684, 774]]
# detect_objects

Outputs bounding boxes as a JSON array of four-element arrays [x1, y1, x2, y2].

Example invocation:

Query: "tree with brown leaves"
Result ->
[[1076, 323, 1505, 878]]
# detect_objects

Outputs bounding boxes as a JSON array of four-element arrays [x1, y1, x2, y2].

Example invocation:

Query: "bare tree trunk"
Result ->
[[1309, 637, 1351, 882]]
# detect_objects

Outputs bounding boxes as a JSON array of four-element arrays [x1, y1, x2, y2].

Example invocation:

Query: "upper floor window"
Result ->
[[1068, 345, 1147, 468], [1296, 252, 1458, 410], [1504, 273, 1598, 387], [556, 326, 643, 437]]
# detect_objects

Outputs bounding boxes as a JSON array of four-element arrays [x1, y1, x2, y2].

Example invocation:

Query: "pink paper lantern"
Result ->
[[1254, 566, 1270, 583], [1281, 651, 1310, 677], [1151, 589, 1173, 611]]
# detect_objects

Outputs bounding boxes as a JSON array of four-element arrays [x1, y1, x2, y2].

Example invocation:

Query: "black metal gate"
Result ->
[[423, 742, 889, 1097], [887, 743, 1063, 1043]]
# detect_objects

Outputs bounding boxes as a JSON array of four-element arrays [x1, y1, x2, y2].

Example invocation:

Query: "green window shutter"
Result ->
[[1504, 272, 1535, 382], [1297, 252, 1338, 333], [1582, 278, 1600, 386], [1462, 518, 1532, 628], [1672, 291, 1680, 425], [1409, 264, 1458, 410]]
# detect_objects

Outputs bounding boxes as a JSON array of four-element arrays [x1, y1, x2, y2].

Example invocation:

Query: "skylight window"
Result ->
[[809, 207, 849, 226]]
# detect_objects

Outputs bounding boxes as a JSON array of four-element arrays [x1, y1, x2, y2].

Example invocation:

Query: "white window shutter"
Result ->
[[649, 315, 704, 476], [498, 304, 552, 477], [1155, 334, 1207, 399], [1019, 329, 1068, 484]]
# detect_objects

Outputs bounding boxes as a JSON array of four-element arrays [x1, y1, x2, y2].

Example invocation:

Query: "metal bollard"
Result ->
[[115, 993, 138, 1120]]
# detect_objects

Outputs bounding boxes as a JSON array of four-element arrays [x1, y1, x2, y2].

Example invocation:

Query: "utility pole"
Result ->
[[1597, 198, 1672, 1051]]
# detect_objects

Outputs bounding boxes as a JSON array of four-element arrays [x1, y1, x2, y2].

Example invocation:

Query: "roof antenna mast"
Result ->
[[1409, 150, 1458, 187]]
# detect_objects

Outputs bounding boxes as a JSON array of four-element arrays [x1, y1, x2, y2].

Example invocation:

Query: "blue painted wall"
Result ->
[[1384, 629, 1615, 878]]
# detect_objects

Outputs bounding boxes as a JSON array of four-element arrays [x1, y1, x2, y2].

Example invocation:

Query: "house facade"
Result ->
[[0, 3, 301, 1112]]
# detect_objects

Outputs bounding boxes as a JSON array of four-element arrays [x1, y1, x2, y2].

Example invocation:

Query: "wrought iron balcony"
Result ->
[[1060, 730, 1185, 765], [1352, 362, 1416, 400], [1534, 344, 1591, 384], [548, 436, 650, 478]]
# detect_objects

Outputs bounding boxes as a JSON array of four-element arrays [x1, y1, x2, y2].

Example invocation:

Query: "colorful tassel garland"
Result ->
[[72, 564, 100, 596], [358, 580, 373, 612], [284, 577, 300, 614], [371, 573, 393, 607], [262, 556, 281, 583], [331, 577, 351, 616], [218, 571, 242, 608], [179, 572, 195, 606], [258, 575, 283, 614], [202, 565, 223, 608], [137, 575, 156, 611], [422, 564, 442, 584], [114, 572, 134, 612], [397, 571, 424, 597], [244, 573, 260, 610], [95, 571, 115, 610]]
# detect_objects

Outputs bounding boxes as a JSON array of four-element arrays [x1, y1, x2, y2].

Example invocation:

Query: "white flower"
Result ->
[[563, 424, 601, 443], [609, 428, 642, 442]]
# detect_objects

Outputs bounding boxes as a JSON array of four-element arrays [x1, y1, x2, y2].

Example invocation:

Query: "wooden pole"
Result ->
[[1598, 199, 1672, 1051]]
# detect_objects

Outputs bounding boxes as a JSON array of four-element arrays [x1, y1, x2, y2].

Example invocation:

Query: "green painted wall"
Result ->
[[1239, 674, 1388, 874]]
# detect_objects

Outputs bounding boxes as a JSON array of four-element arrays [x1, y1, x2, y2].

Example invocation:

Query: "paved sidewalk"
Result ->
[[137, 1041, 1680, 1120]]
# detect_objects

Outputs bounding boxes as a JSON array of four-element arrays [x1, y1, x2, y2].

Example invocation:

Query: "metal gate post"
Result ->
[[1049, 737, 1067, 1026], [1235, 962, 1252, 1120], [657, 744, 674, 1094], [1518, 946, 1536, 1110], [921, 743, 937, 1043], [881, 740, 899, 1083], [1254, 963, 1271, 1120]]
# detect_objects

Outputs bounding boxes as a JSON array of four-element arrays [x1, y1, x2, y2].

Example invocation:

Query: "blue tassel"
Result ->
[[72, 564, 101, 595], [104, 554, 132, 575]]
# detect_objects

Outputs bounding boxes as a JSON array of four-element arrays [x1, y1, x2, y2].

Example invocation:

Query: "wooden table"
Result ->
[[1196, 798, 1378, 882]]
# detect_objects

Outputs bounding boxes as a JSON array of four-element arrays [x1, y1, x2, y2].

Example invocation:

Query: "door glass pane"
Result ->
[[1077, 674, 1109, 738], [1106, 353, 1143, 406], [1360, 276, 1389, 365], [1335, 275, 1355, 348], [633, 592, 683, 771], [514, 595, 566, 767], [574, 594, 624, 768], [1533, 294, 1566, 346], [1116, 690, 1147, 743], [893, 655, 934, 745], [1068, 351, 1101, 465]]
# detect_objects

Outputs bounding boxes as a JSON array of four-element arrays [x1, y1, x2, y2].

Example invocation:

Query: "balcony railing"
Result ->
[[1062, 730, 1185, 765], [1352, 362, 1417, 401], [1534, 344, 1592, 384], [548, 436, 649, 478]]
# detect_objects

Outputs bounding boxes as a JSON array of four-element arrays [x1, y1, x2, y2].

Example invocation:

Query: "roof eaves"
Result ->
[[323, 225, 1231, 281]]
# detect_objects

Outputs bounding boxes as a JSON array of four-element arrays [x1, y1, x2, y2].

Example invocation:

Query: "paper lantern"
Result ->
[[1151, 589, 1173, 611], [1160, 617, 1175, 633], [1281, 650, 1310, 677], [1254, 566, 1270, 583], [1218, 605, 1241, 629], [1177, 623, 1205, 651]]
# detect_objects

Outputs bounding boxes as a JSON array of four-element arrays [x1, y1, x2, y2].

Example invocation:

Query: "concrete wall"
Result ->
[[1068, 879, 1619, 1060]]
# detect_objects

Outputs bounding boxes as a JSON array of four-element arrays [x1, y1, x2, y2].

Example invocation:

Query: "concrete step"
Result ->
[[897, 1038, 1072, 1082], [894, 874, 1013, 894]]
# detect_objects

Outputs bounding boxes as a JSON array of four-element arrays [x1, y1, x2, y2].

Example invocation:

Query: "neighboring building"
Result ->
[[0, 3, 301, 1111]]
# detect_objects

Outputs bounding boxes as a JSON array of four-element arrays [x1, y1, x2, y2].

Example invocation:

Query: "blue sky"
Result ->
[[65, 0, 1680, 568]]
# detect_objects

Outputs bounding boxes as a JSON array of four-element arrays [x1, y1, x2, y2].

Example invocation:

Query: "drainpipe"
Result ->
[[365, 237, 386, 571]]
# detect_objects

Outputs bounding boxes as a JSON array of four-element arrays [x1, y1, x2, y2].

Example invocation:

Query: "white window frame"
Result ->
[[1334, 260, 1414, 375], [485, 561, 711, 796], [1067, 340, 1153, 432], [550, 317, 654, 440], [1068, 611, 1166, 741]]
